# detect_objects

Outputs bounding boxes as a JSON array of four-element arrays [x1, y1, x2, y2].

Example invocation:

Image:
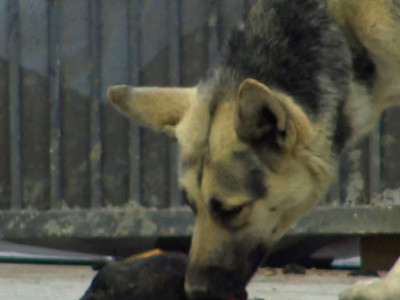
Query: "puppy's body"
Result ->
[[80, 253, 188, 300], [107, 0, 400, 299]]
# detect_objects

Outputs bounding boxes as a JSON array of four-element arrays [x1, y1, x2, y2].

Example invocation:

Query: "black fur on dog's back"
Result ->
[[199, 0, 379, 154], [220, 0, 352, 116]]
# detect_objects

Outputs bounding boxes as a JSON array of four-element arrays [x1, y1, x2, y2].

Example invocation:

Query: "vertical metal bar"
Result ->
[[368, 126, 381, 204], [128, 0, 142, 203], [48, 0, 63, 208], [327, 180, 341, 206], [168, 0, 182, 207], [8, 0, 22, 210], [89, 0, 103, 208], [169, 0, 181, 86], [208, 0, 220, 65], [244, 0, 252, 14]]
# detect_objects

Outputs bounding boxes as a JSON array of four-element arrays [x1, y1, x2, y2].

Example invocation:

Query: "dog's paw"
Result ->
[[339, 278, 381, 300], [340, 257, 400, 300], [339, 272, 400, 300]]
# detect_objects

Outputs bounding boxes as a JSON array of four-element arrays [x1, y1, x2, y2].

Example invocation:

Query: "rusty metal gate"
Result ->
[[0, 0, 399, 239]]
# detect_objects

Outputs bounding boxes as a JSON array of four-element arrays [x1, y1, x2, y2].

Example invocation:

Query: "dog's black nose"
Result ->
[[186, 290, 209, 300]]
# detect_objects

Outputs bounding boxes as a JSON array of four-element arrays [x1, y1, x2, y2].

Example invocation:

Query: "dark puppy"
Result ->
[[81, 253, 247, 300], [81, 253, 188, 300]]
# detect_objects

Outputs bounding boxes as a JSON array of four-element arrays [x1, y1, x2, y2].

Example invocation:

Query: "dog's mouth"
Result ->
[[186, 244, 267, 300], [195, 289, 247, 300], [187, 271, 247, 300], [225, 289, 248, 300], [186, 284, 248, 300]]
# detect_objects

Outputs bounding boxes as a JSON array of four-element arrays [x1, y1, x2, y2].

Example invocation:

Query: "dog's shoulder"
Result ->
[[217, 0, 352, 117]]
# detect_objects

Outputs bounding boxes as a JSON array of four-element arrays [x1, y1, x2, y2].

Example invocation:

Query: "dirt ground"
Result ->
[[247, 268, 366, 300], [0, 263, 375, 300]]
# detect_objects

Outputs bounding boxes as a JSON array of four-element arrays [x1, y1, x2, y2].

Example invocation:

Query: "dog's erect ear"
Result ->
[[236, 78, 299, 151], [107, 85, 196, 137]]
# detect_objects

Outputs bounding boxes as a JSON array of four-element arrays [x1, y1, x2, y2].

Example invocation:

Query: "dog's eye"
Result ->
[[210, 198, 244, 219]]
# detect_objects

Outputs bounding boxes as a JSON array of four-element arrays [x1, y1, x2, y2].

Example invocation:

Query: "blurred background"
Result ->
[[0, 0, 399, 271]]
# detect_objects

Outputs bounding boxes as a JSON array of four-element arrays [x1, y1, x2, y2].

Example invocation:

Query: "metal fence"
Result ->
[[0, 0, 399, 239]]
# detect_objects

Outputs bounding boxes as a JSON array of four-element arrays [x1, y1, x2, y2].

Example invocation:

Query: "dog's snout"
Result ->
[[185, 268, 210, 299]]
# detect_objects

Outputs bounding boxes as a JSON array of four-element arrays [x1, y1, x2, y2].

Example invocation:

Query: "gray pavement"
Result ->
[[0, 263, 366, 300], [248, 269, 357, 300]]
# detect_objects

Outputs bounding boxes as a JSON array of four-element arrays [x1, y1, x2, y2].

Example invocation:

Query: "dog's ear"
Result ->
[[107, 85, 196, 137], [236, 78, 309, 151]]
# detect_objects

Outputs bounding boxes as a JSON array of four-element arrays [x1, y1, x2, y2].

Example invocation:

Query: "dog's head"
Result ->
[[107, 78, 334, 299]]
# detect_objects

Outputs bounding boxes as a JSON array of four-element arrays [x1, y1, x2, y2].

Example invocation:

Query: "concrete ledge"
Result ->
[[0, 205, 400, 238]]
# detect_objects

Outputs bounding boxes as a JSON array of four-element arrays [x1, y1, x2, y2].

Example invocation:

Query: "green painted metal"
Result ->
[[0, 206, 194, 238], [1, 206, 400, 239], [0, 0, 399, 239]]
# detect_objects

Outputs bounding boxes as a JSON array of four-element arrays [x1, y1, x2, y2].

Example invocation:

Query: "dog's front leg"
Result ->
[[339, 256, 400, 300]]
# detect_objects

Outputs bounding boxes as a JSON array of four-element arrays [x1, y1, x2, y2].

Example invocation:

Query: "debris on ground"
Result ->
[[348, 268, 380, 277], [282, 263, 306, 274]]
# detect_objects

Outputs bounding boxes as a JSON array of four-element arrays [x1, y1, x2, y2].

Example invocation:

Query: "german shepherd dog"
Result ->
[[107, 0, 400, 299]]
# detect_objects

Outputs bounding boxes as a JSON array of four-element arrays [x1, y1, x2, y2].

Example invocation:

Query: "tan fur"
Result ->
[[108, 1, 400, 298], [329, 0, 400, 109], [236, 79, 313, 152], [107, 85, 196, 136], [331, 0, 400, 66], [340, 257, 400, 300], [331, 1, 400, 298]]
